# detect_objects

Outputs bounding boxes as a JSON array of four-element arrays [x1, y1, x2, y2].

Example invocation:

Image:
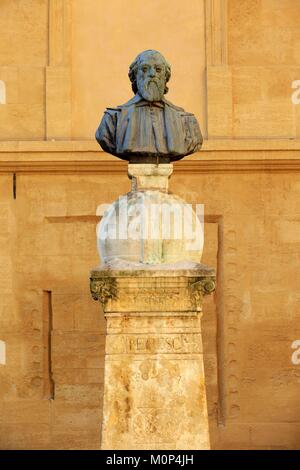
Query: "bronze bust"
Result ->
[[96, 50, 203, 163]]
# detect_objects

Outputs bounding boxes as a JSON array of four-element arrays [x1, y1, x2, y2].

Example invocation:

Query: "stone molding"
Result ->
[[90, 266, 216, 312], [3, 139, 300, 152], [1, 158, 300, 174], [1, 140, 300, 173]]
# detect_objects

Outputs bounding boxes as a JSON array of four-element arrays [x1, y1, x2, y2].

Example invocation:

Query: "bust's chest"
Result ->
[[117, 105, 168, 154]]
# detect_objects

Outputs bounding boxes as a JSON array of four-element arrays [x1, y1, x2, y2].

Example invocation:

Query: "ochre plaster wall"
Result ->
[[0, 0, 300, 449], [0, 0, 47, 140], [208, 0, 300, 138]]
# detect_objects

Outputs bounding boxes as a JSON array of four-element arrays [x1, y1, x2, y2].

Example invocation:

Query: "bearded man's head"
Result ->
[[128, 50, 171, 102]]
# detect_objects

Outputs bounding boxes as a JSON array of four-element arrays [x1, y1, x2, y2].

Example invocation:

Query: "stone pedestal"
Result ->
[[90, 263, 216, 450]]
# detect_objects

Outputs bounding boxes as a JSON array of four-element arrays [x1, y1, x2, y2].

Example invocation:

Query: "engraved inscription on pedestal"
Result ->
[[106, 333, 203, 355]]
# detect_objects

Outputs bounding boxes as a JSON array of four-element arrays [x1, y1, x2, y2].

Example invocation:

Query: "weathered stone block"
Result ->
[[91, 265, 215, 449]]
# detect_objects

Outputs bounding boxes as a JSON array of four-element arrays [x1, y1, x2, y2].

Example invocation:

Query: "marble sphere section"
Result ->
[[97, 189, 204, 265]]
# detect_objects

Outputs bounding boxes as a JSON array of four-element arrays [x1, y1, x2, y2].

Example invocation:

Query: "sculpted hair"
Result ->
[[128, 50, 171, 95]]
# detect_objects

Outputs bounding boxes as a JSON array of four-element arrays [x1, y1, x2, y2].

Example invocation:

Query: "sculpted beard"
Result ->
[[137, 76, 165, 102]]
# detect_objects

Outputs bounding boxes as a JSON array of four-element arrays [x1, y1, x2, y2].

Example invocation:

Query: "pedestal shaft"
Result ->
[[90, 267, 215, 450], [103, 312, 209, 450]]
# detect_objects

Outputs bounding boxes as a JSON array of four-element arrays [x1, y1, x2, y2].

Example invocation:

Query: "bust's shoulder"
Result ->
[[162, 98, 185, 112], [117, 94, 142, 108], [102, 97, 140, 115], [101, 106, 122, 125], [103, 107, 121, 116]]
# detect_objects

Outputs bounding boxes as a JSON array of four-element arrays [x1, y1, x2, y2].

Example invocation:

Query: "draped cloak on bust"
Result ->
[[95, 93, 203, 162]]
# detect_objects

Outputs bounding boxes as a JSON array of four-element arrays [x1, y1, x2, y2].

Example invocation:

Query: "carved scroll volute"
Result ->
[[90, 277, 117, 305], [189, 277, 216, 305]]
